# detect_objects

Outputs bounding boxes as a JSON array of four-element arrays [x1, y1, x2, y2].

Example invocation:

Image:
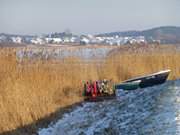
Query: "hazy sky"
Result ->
[[0, 0, 180, 35]]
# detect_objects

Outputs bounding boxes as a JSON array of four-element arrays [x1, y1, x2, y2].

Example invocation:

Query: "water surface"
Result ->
[[39, 80, 180, 135]]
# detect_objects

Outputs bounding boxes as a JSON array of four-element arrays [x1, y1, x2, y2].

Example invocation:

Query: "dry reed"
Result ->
[[0, 44, 180, 134]]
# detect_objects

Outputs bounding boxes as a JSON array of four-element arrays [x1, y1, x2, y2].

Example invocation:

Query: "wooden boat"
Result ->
[[124, 69, 171, 88], [114, 69, 170, 90], [84, 94, 115, 102], [115, 80, 141, 90], [83, 70, 171, 99]]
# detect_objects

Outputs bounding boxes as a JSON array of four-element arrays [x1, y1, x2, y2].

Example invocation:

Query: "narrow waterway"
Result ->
[[140, 80, 180, 135], [39, 80, 180, 135]]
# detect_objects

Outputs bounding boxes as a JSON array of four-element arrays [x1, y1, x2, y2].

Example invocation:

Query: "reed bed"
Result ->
[[0, 44, 180, 134]]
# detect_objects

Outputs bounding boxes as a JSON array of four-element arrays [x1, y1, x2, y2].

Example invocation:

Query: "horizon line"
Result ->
[[1, 25, 180, 36]]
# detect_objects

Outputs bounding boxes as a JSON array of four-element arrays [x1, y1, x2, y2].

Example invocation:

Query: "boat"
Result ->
[[115, 80, 141, 90], [84, 94, 115, 102], [83, 69, 171, 98], [123, 69, 171, 88], [83, 80, 116, 102]]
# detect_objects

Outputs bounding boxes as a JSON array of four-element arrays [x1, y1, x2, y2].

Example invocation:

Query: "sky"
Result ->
[[0, 0, 180, 35]]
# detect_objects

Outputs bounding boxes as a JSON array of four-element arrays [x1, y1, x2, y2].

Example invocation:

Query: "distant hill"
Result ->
[[97, 26, 180, 44]]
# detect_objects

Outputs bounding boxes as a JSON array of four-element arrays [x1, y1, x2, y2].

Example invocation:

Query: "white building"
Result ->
[[0, 35, 7, 42], [31, 38, 45, 44], [53, 38, 62, 43], [11, 37, 22, 44], [80, 37, 90, 44], [45, 38, 62, 44]]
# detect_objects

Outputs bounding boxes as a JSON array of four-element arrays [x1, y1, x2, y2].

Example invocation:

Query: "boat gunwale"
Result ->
[[123, 69, 171, 83]]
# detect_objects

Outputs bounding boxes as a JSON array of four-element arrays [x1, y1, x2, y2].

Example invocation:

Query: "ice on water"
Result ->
[[39, 80, 180, 135]]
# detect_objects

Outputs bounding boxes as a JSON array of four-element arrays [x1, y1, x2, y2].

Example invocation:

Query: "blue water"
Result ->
[[140, 80, 180, 135], [39, 80, 180, 135]]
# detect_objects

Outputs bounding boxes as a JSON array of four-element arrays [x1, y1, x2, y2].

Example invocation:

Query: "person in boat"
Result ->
[[100, 79, 114, 95], [99, 79, 108, 94], [82, 81, 87, 96], [83, 79, 113, 97], [91, 81, 97, 98], [86, 81, 93, 96], [96, 81, 101, 95]]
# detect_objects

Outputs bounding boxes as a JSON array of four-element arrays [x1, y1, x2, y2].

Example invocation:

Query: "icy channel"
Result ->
[[38, 80, 180, 135]]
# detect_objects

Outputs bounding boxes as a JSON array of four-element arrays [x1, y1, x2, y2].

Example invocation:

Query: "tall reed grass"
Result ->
[[0, 44, 180, 134]]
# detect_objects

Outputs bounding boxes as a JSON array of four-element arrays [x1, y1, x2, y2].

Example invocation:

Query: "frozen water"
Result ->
[[38, 80, 180, 135]]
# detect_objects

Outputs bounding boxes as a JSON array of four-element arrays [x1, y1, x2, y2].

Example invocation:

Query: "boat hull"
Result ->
[[115, 80, 141, 90], [125, 70, 170, 88], [84, 94, 115, 102]]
